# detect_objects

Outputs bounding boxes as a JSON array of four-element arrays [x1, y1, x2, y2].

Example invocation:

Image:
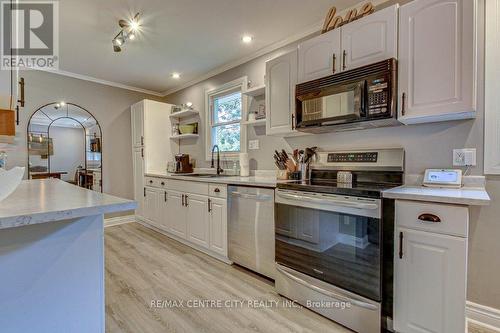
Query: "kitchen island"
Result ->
[[0, 179, 136, 333]]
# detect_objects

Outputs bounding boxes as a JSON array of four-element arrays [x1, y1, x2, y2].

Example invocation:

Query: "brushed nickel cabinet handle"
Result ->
[[164, 191, 167, 202], [181, 194, 185, 206], [342, 50, 347, 70], [401, 92, 406, 116], [141, 136, 144, 146], [332, 54, 336, 74], [185, 195, 189, 207], [418, 213, 441, 223], [208, 198, 212, 212], [399, 231, 404, 259]]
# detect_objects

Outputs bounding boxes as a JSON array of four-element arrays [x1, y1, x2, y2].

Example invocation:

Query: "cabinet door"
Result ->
[[209, 197, 227, 257], [398, 0, 475, 124], [341, 4, 398, 71], [167, 190, 187, 239], [132, 148, 144, 218], [298, 29, 341, 83], [157, 190, 169, 232], [143, 187, 160, 226], [186, 194, 210, 249], [131, 101, 144, 147], [394, 227, 467, 333], [266, 50, 298, 136]]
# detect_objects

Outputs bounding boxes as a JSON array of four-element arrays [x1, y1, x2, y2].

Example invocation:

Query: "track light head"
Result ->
[[112, 13, 141, 53]]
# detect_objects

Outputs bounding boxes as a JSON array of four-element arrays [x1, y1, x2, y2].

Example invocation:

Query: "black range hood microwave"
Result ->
[[295, 58, 400, 133]]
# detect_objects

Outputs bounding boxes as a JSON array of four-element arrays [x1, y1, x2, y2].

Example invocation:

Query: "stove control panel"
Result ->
[[327, 152, 378, 163]]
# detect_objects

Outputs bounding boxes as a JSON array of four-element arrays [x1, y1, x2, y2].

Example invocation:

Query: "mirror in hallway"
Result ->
[[27, 102, 103, 192]]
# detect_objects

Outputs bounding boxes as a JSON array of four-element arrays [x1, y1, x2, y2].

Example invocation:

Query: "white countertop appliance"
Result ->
[[274, 148, 404, 333]]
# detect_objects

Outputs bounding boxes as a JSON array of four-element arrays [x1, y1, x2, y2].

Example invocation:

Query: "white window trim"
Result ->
[[205, 76, 248, 161]]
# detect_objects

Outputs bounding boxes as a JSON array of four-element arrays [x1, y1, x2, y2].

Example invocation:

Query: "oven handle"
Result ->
[[276, 265, 378, 311], [231, 192, 273, 201], [276, 191, 378, 210]]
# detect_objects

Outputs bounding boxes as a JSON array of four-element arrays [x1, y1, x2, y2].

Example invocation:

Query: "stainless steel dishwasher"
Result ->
[[228, 186, 275, 279]]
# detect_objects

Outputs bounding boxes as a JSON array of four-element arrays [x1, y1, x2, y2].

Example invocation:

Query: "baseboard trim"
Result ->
[[104, 215, 136, 228], [467, 301, 500, 332]]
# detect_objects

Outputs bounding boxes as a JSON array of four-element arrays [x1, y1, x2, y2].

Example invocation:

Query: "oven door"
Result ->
[[275, 189, 382, 301], [296, 80, 366, 128]]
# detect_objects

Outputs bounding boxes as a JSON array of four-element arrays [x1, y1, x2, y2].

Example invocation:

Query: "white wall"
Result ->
[[0, 69, 162, 201]]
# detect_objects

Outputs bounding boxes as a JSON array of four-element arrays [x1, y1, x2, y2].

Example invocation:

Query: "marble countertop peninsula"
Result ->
[[0, 179, 136, 230]]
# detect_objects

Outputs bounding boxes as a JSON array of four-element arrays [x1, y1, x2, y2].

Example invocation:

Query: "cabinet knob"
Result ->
[[214, 188, 220, 193], [149, 180, 153, 184], [161, 182, 165, 186], [418, 213, 441, 223]]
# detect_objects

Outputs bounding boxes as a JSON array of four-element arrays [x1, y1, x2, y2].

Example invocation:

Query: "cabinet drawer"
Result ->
[[209, 184, 227, 198], [396, 200, 468, 237], [167, 179, 209, 196], [144, 176, 167, 188]]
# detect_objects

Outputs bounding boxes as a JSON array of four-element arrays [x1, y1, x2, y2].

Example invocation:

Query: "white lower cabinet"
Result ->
[[167, 190, 187, 239], [143, 187, 160, 226], [208, 197, 227, 256], [141, 180, 228, 260], [186, 194, 210, 248], [394, 200, 468, 333]]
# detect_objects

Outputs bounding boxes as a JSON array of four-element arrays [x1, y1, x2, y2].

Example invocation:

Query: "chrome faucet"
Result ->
[[211, 145, 224, 175]]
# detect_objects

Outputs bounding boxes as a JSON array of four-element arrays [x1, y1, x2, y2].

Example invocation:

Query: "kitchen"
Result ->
[[0, 0, 499, 332]]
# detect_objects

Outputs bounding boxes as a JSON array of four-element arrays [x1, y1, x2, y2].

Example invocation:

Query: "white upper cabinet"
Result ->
[[341, 4, 398, 71], [266, 50, 299, 136], [485, 0, 500, 174], [131, 100, 174, 174], [131, 102, 144, 148], [398, 0, 476, 124], [298, 29, 341, 83]]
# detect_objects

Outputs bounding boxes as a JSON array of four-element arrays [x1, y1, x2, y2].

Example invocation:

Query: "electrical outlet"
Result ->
[[249, 140, 259, 150], [453, 148, 476, 166]]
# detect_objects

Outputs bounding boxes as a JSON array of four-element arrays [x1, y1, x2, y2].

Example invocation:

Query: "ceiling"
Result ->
[[57, 0, 360, 95]]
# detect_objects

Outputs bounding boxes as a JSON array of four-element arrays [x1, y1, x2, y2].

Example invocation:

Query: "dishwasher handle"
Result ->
[[231, 191, 273, 201], [276, 191, 378, 210]]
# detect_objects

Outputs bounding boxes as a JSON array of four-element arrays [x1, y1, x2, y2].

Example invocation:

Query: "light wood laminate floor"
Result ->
[[105, 223, 351, 333], [105, 223, 495, 333]]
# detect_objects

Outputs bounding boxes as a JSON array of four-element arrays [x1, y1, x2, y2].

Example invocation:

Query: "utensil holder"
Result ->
[[277, 169, 289, 180]]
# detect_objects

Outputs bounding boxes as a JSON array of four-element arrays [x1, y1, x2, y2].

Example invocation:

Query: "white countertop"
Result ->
[[145, 172, 289, 188], [383, 185, 491, 206], [0, 179, 137, 230]]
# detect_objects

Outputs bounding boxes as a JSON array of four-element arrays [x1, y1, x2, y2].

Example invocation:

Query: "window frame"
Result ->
[[205, 76, 248, 161]]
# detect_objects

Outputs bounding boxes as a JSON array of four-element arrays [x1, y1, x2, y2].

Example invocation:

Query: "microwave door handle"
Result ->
[[276, 191, 378, 210], [276, 265, 378, 311]]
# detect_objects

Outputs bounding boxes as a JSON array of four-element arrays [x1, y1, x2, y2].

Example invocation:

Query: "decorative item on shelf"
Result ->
[[248, 112, 257, 122], [171, 105, 182, 114], [89, 133, 101, 153], [256, 104, 266, 120], [178, 123, 198, 135], [171, 124, 179, 136], [239, 153, 249, 177], [322, 2, 374, 33]]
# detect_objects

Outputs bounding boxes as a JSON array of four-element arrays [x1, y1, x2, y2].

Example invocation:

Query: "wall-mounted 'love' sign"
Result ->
[[322, 2, 374, 33]]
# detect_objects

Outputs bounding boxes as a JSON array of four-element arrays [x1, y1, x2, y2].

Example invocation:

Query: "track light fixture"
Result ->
[[112, 13, 141, 53]]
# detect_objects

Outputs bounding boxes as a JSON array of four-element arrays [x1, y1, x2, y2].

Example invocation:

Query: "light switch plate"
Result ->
[[453, 148, 476, 166], [249, 140, 260, 150]]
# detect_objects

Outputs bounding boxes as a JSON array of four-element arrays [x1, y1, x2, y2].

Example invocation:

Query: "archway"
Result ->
[[27, 102, 103, 192]]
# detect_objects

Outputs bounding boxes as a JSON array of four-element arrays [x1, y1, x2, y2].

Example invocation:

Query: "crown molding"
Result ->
[[35, 68, 165, 97]]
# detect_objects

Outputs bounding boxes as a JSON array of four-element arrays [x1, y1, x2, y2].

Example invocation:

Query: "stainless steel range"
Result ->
[[274, 148, 404, 333]]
